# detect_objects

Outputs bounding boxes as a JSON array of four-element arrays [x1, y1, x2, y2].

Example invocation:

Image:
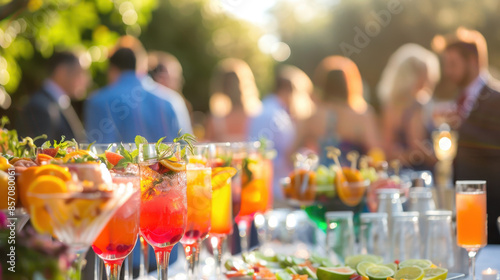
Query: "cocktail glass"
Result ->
[[233, 141, 270, 252], [456, 180, 487, 280], [139, 143, 187, 280], [181, 144, 212, 280], [208, 143, 236, 279], [85, 143, 141, 280], [27, 163, 136, 280]]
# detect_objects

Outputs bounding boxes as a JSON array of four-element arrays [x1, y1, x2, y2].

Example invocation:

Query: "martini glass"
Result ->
[[27, 163, 135, 280], [138, 143, 187, 280], [180, 144, 212, 280]]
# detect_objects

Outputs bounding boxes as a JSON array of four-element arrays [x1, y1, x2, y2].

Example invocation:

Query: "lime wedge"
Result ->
[[423, 268, 448, 280], [399, 259, 432, 269], [382, 263, 398, 273], [366, 265, 395, 280], [357, 261, 376, 276], [317, 267, 356, 280], [345, 255, 384, 269], [394, 266, 424, 280]]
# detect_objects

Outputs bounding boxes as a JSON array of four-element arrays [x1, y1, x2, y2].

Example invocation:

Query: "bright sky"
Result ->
[[217, 0, 278, 26]]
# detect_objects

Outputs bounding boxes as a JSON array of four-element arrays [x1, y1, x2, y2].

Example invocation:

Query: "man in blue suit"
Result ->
[[85, 48, 180, 143]]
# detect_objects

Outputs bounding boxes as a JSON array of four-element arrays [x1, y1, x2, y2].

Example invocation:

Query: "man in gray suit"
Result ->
[[439, 28, 500, 244], [18, 52, 88, 142]]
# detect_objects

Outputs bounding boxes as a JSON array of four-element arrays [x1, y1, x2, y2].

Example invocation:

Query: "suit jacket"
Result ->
[[84, 71, 180, 143], [454, 81, 500, 244], [17, 87, 80, 142]]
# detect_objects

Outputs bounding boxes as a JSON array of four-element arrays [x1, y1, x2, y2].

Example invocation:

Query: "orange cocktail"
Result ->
[[456, 191, 487, 248], [455, 180, 487, 280]]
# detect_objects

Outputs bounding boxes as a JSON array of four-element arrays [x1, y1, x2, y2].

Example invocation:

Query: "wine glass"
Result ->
[[138, 143, 187, 280], [456, 181, 487, 280], [27, 163, 135, 280], [180, 144, 212, 280]]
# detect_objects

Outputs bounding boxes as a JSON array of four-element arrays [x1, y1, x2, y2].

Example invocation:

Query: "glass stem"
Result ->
[[184, 243, 198, 280], [124, 256, 133, 280], [211, 235, 226, 280], [94, 254, 102, 280], [104, 261, 123, 280], [468, 249, 478, 280], [68, 250, 87, 280], [139, 236, 149, 278], [194, 240, 202, 279], [155, 248, 171, 280], [237, 220, 250, 253]]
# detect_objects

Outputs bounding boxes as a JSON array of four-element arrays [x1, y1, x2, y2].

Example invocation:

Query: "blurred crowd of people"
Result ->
[[14, 28, 500, 243]]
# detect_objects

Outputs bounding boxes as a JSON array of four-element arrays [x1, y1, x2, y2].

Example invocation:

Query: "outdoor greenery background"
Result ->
[[1, 0, 500, 122]]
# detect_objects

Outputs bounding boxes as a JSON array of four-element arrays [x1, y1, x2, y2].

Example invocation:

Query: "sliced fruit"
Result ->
[[17, 166, 38, 207], [211, 167, 237, 191], [394, 266, 424, 280], [398, 259, 432, 269], [63, 150, 92, 162], [0, 156, 13, 172], [27, 175, 68, 207], [346, 255, 384, 270], [159, 159, 186, 172], [382, 264, 398, 273], [357, 261, 376, 276], [36, 153, 54, 165], [105, 151, 124, 166], [365, 265, 394, 280], [336, 167, 367, 207], [0, 170, 14, 209], [423, 268, 448, 280], [34, 164, 71, 181], [30, 205, 53, 235], [316, 267, 356, 280], [38, 147, 59, 158]]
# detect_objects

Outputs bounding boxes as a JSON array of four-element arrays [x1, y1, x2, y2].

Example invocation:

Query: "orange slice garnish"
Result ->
[[211, 167, 237, 191], [27, 175, 68, 207], [159, 159, 186, 172], [34, 164, 72, 181], [63, 150, 93, 162]]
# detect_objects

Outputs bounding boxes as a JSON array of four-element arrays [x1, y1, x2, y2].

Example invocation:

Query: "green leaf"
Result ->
[[41, 141, 51, 149]]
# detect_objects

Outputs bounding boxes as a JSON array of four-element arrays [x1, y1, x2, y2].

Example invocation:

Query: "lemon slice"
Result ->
[[423, 268, 448, 280], [382, 263, 398, 273], [394, 266, 424, 280]]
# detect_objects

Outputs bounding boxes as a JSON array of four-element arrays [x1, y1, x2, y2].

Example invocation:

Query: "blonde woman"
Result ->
[[205, 58, 262, 142], [378, 43, 440, 169], [290, 56, 380, 166]]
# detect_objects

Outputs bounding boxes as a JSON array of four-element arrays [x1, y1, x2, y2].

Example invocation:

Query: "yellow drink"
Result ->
[[182, 167, 212, 245], [210, 178, 233, 235], [456, 191, 487, 248]]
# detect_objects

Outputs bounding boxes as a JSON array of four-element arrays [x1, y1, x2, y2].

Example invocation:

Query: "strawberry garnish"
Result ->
[[39, 147, 59, 158], [105, 151, 124, 166]]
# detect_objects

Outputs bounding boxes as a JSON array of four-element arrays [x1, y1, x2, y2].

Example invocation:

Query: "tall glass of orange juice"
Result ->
[[456, 180, 487, 280]]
